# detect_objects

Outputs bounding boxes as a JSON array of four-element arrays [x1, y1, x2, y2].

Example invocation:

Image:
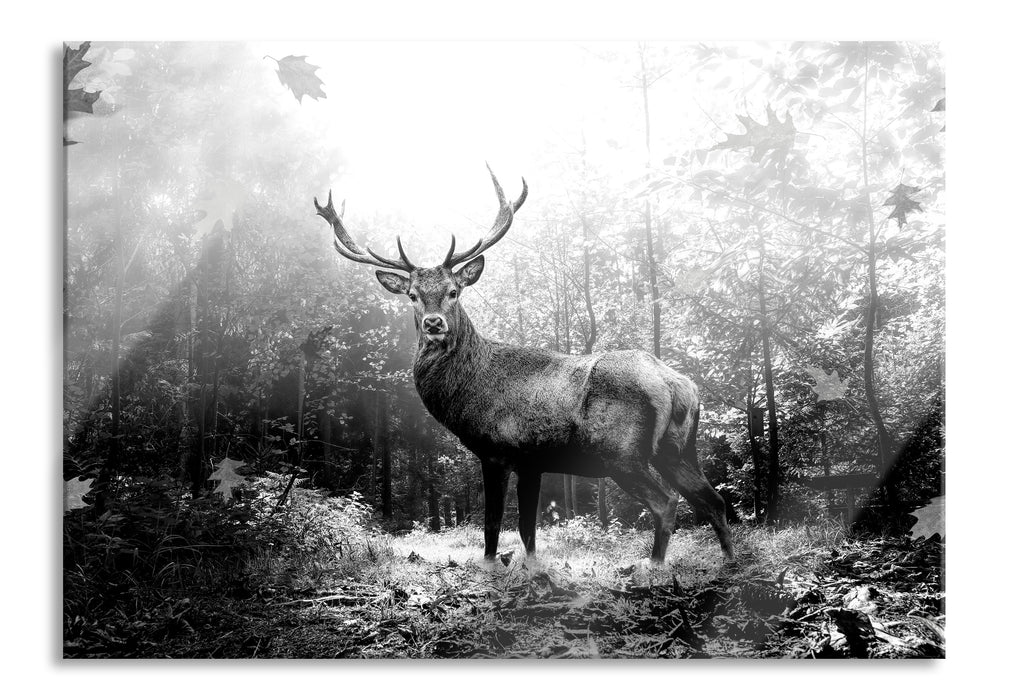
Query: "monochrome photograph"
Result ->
[[62, 40, 944, 659]]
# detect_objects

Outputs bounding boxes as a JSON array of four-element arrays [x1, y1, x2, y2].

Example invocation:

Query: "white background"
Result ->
[[3, 0, 1000, 695]]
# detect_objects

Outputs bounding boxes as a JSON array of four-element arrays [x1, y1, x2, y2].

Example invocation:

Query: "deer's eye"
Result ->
[[449, 289, 458, 299], [408, 293, 418, 302]]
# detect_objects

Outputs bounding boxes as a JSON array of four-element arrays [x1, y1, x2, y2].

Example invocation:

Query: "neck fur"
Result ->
[[412, 305, 490, 422]]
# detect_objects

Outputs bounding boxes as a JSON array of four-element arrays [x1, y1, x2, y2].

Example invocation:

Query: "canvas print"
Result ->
[[62, 41, 944, 658]]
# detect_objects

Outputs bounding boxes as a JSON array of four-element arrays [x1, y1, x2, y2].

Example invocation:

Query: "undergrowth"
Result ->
[[65, 489, 941, 659]]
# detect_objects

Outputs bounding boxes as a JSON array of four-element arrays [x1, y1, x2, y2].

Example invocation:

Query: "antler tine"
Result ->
[[314, 190, 414, 271], [365, 236, 416, 272], [441, 234, 457, 268], [444, 166, 527, 269], [396, 237, 415, 270]]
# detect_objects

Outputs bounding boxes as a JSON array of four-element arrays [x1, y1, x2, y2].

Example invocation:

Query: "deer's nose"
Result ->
[[423, 314, 447, 334]]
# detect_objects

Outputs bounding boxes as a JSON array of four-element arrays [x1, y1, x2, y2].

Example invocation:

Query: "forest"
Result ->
[[62, 41, 944, 659]]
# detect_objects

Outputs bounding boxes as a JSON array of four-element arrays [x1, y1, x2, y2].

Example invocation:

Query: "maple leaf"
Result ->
[[805, 366, 849, 402], [193, 180, 245, 237], [64, 42, 103, 117], [208, 457, 248, 503], [883, 184, 923, 228], [909, 496, 944, 540], [64, 477, 94, 512], [711, 105, 796, 163], [268, 55, 327, 103]]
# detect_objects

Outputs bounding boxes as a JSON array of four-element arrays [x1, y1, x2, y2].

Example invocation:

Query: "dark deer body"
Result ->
[[314, 167, 733, 563]]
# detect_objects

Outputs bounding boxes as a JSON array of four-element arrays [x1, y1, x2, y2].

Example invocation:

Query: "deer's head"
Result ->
[[314, 166, 527, 350]]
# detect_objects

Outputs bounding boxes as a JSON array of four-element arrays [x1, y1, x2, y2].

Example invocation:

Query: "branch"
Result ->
[[678, 176, 866, 253]]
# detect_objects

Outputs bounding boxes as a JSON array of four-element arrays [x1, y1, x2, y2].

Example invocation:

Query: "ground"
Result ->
[[62, 521, 944, 659]]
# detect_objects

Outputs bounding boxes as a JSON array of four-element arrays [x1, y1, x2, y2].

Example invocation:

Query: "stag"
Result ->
[[314, 167, 734, 564]]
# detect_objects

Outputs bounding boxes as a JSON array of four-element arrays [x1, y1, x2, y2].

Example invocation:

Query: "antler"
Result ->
[[314, 191, 415, 272], [443, 164, 528, 269]]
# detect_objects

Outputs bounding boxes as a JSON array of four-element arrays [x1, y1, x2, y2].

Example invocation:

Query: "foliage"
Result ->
[[909, 496, 944, 541], [62, 42, 943, 658], [268, 55, 327, 103], [64, 42, 102, 117]]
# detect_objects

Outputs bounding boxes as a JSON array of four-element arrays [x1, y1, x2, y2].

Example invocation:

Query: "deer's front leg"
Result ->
[[516, 471, 542, 556], [481, 461, 510, 561]]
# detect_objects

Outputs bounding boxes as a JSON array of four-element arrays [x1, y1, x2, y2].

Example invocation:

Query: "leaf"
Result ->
[[711, 105, 796, 164], [270, 55, 327, 103], [64, 42, 103, 117], [64, 477, 94, 512], [805, 366, 849, 402], [193, 180, 245, 237], [931, 98, 945, 112], [883, 184, 923, 228], [909, 496, 944, 540], [208, 457, 248, 502]]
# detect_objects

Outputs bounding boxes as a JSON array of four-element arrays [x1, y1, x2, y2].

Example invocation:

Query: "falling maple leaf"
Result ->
[[267, 55, 327, 103], [711, 105, 796, 163], [208, 457, 248, 502], [64, 477, 94, 512], [193, 180, 245, 237], [805, 366, 849, 402], [64, 42, 103, 118], [909, 496, 944, 540], [883, 184, 923, 228]]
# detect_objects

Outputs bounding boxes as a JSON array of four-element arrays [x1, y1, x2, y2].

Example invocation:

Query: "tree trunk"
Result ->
[[757, 262, 781, 522], [427, 460, 441, 532], [860, 44, 897, 510], [443, 497, 454, 528], [580, 216, 607, 526], [379, 391, 392, 518], [639, 45, 661, 360], [318, 399, 333, 486], [747, 402, 764, 519], [564, 474, 578, 518]]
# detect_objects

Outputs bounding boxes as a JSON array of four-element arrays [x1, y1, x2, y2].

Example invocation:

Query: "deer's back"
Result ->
[[428, 344, 697, 468]]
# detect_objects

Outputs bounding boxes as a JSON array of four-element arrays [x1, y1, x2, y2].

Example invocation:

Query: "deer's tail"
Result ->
[[651, 370, 700, 459]]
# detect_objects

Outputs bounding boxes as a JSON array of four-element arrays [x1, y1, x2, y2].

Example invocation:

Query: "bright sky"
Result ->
[[253, 41, 695, 259]]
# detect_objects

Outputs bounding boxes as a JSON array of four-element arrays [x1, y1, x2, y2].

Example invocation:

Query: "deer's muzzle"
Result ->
[[422, 314, 448, 336]]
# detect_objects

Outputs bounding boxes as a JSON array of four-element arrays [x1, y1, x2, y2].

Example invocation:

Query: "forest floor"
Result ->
[[63, 521, 944, 659]]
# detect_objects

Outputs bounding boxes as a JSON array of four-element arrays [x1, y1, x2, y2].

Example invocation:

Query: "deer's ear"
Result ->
[[455, 256, 485, 288], [376, 270, 410, 295]]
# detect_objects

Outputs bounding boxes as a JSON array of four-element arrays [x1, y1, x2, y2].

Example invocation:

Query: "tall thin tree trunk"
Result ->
[[639, 45, 661, 359], [443, 497, 454, 528], [513, 255, 526, 346], [580, 216, 607, 527], [747, 401, 764, 519], [756, 246, 781, 522], [380, 392, 392, 518], [427, 455, 441, 532], [860, 43, 897, 510]]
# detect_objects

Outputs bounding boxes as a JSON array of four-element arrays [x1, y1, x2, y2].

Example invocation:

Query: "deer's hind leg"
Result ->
[[653, 441, 735, 562], [609, 465, 679, 563]]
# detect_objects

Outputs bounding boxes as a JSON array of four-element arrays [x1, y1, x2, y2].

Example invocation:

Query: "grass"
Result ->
[[72, 510, 942, 659], [384, 518, 846, 591]]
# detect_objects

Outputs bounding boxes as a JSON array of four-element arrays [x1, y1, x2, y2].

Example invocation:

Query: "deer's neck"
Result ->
[[412, 306, 491, 424]]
